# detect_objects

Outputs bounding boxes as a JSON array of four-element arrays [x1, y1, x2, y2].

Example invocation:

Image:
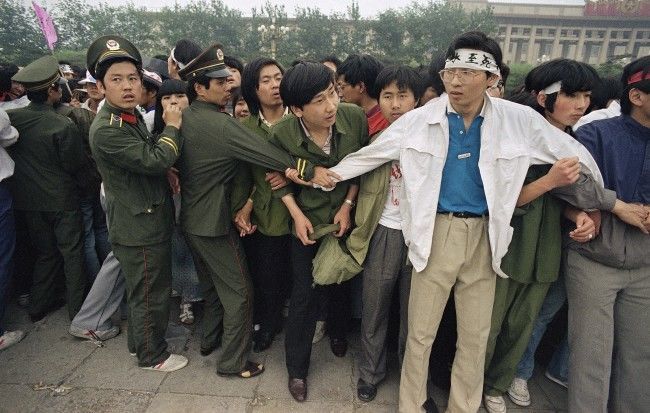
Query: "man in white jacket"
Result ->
[[300, 31, 646, 413]]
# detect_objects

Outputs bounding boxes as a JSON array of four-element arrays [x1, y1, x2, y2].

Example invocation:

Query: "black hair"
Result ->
[[153, 54, 168, 61], [588, 77, 623, 111], [143, 81, 159, 94], [95, 58, 142, 83], [500, 63, 510, 87], [153, 79, 188, 135], [172, 39, 202, 65], [26, 88, 50, 104], [280, 61, 335, 108], [224, 55, 243, 74], [508, 90, 538, 109], [319, 55, 342, 70], [0, 63, 19, 93], [374, 65, 426, 101], [336, 54, 384, 99], [620, 55, 650, 116], [187, 74, 212, 103], [241, 57, 284, 116], [445, 31, 504, 77], [427, 54, 446, 96], [525, 58, 600, 114]]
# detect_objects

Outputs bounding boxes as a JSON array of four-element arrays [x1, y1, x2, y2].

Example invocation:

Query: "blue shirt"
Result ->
[[437, 111, 488, 214], [574, 115, 650, 204]]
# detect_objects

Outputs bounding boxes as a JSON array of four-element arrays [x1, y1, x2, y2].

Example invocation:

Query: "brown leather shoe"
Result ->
[[288, 377, 307, 402]]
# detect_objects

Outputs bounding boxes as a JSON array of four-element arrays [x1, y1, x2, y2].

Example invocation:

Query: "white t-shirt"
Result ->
[[378, 161, 403, 230]]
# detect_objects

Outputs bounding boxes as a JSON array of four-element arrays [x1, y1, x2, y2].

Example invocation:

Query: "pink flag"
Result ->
[[32, 1, 58, 51]]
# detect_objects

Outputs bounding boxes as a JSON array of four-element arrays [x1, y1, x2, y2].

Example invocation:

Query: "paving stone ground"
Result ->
[[0, 301, 567, 413]]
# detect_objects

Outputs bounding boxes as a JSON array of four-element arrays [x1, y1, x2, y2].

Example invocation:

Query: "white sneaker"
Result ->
[[507, 377, 531, 407], [69, 325, 120, 341], [141, 354, 188, 372], [312, 320, 326, 344], [484, 394, 507, 413], [0, 330, 25, 351], [545, 370, 568, 389]]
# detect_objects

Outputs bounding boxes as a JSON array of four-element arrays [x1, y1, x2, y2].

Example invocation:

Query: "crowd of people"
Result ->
[[0, 30, 648, 413]]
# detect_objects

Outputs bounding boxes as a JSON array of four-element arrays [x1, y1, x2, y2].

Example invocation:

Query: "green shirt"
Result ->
[[7, 102, 86, 211], [230, 114, 292, 237], [178, 99, 296, 238], [270, 103, 369, 232], [90, 102, 182, 246], [500, 165, 564, 283]]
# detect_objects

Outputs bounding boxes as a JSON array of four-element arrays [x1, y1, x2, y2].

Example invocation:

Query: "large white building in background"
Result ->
[[457, 0, 650, 65]]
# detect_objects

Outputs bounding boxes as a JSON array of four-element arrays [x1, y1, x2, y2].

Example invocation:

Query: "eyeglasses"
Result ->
[[438, 69, 483, 83]]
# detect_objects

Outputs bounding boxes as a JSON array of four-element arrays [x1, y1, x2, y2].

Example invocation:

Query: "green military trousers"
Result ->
[[484, 276, 551, 395], [185, 227, 253, 374], [112, 241, 171, 367], [24, 209, 85, 320]]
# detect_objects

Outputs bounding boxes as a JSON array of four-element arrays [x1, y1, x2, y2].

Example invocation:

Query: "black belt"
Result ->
[[438, 211, 487, 218]]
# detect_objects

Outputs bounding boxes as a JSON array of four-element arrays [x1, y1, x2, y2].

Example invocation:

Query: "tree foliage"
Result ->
[[0, 0, 497, 68]]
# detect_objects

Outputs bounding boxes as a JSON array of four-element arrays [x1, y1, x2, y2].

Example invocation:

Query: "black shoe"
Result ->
[[330, 337, 348, 357], [253, 331, 274, 353], [288, 377, 307, 402], [30, 298, 65, 322], [200, 337, 222, 356], [422, 397, 440, 413], [357, 378, 377, 402]]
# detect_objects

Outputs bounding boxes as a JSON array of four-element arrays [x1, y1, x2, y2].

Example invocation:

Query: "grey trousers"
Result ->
[[565, 249, 650, 413], [359, 224, 412, 385], [70, 251, 125, 332]]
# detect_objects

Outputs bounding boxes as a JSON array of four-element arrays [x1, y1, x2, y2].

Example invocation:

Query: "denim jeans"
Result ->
[[0, 182, 16, 336], [80, 194, 111, 282], [516, 274, 568, 381]]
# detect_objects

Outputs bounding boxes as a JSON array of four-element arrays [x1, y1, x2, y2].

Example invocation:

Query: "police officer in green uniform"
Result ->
[[177, 44, 297, 378], [7, 56, 87, 322], [87, 35, 187, 372]]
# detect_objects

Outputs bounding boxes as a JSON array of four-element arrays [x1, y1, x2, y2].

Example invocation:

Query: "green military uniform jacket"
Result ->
[[89, 102, 182, 247], [178, 99, 296, 238], [57, 105, 102, 197], [500, 165, 564, 283], [269, 103, 369, 232], [7, 102, 86, 211], [230, 114, 292, 237]]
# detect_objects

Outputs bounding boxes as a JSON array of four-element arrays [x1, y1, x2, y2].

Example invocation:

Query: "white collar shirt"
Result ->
[[573, 100, 621, 131], [329, 94, 604, 277], [0, 108, 18, 182]]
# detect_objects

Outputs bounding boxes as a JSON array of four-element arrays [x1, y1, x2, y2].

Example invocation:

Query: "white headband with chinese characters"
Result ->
[[445, 49, 500, 75], [541, 81, 562, 95]]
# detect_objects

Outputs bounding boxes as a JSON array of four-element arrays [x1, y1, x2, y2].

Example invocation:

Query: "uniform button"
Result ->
[[459, 131, 464, 134], [146, 208, 153, 213]]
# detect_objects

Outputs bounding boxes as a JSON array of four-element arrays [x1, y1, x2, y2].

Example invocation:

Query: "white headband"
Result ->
[[541, 81, 562, 95], [170, 48, 187, 70], [445, 49, 499, 74]]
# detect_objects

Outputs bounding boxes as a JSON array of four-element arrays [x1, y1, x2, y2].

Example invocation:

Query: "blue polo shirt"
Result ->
[[437, 110, 488, 214]]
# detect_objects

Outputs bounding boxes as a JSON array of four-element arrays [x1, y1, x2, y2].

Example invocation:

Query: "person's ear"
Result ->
[[536, 92, 547, 108], [290, 105, 303, 118]]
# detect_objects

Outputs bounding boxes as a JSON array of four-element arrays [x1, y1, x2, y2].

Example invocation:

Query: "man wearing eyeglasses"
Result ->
[[298, 31, 647, 413]]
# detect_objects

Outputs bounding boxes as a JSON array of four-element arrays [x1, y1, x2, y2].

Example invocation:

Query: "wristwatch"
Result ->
[[343, 199, 356, 207]]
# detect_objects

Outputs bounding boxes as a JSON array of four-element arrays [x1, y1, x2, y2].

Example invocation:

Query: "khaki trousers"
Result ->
[[399, 214, 496, 413]]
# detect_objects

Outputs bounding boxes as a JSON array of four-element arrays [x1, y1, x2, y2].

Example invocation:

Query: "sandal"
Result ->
[[217, 360, 264, 378], [179, 303, 194, 325]]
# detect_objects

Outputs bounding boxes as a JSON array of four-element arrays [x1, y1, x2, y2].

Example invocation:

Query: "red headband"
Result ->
[[627, 70, 650, 85]]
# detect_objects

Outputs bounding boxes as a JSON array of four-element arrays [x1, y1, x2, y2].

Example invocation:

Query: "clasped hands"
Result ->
[[285, 166, 342, 189]]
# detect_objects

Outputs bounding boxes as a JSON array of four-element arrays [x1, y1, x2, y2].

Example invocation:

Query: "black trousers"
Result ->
[[242, 231, 291, 335], [285, 237, 351, 379]]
